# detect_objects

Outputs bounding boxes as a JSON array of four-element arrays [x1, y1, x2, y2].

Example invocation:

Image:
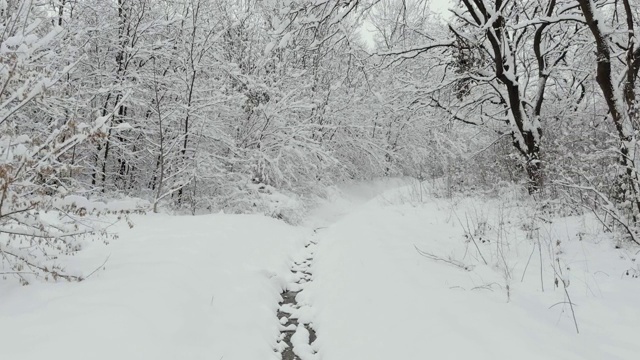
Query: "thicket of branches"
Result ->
[[3, 0, 640, 282]]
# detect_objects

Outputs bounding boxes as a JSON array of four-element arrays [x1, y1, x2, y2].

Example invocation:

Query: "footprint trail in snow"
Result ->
[[275, 232, 320, 360]]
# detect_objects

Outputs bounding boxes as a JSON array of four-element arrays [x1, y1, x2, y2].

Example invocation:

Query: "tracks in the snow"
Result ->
[[275, 234, 319, 360]]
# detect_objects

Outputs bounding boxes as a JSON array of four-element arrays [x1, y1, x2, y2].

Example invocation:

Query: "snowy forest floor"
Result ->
[[1, 179, 639, 359]]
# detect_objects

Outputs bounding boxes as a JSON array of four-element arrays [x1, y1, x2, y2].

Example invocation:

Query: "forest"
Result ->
[[1, 0, 640, 285], [3, 1, 640, 359]]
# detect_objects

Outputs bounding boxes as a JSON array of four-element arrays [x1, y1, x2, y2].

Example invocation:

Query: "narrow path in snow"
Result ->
[[275, 231, 319, 360], [273, 179, 413, 359]]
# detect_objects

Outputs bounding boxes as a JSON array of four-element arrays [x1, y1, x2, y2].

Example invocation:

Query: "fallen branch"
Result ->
[[414, 245, 473, 271]]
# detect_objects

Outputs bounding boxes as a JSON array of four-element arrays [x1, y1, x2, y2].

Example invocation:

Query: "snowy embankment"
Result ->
[[0, 214, 309, 360], [1, 179, 639, 360], [306, 183, 640, 360]]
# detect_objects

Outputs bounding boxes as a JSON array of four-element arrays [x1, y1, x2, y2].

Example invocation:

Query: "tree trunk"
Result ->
[[578, 0, 640, 215]]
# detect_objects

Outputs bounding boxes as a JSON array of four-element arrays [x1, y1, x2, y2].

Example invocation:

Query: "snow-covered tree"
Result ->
[[0, 0, 130, 283]]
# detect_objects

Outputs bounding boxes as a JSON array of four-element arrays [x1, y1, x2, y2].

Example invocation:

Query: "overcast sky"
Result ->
[[430, 0, 452, 16], [359, 0, 453, 49]]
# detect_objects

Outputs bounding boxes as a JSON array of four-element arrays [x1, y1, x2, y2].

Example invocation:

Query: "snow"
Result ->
[[52, 195, 149, 213], [0, 213, 309, 360], [305, 184, 640, 360], [291, 325, 315, 359], [1, 179, 639, 359]]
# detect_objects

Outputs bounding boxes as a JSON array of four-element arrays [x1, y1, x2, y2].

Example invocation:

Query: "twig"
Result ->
[[548, 301, 578, 309], [552, 259, 580, 334], [471, 283, 499, 291], [0, 248, 82, 282], [563, 284, 580, 334], [83, 254, 111, 280], [457, 212, 488, 265], [414, 245, 472, 271], [538, 236, 544, 292], [521, 243, 536, 282]]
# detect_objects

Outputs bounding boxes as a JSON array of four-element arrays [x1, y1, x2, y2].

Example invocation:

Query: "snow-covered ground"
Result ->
[[306, 184, 640, 359], [0, 214, 309, 359], [1, 179, 639, 359]]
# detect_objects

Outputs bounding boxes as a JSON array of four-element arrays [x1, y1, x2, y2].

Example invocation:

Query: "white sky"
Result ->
[[430, 0, 453, 16], [360, 0, 453, 49]]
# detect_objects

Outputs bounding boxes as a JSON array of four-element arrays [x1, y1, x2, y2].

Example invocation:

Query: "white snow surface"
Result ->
[[1, 178, 639, 359], [306, 183, 640, 360], [0, 214, 308, 360]]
